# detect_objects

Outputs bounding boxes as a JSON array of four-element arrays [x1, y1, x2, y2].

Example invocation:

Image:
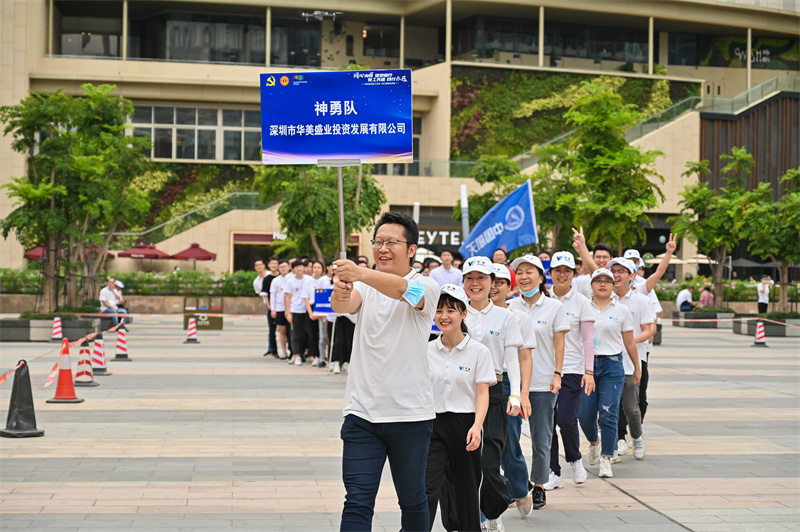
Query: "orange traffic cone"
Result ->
[[184, 315, 199, 344], [1, 360, 45, 438], [752, 320, 769, 348], [46, 339, 84, 403], [74, 339, 98, 387], [50, 316, 63, 342], [113, 328, 131, 361], [91, 334, 112, 376]]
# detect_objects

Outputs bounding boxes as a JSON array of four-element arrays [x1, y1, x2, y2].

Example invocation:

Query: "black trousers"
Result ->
[[425, 412, 482, 532], [550, 373, 583, 476], [758, 302, 768, 314], [291, 312, 314, 358], [440, 382, 511, 528], [331, 318, 355, 364], [618, 360, 649, 439], [308, 316, 320, 358], [267, 310, 278, 353]]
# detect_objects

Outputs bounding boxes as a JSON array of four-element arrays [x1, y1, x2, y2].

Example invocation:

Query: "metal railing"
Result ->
[[625, 96, 703, 141], [704, 75, 800, 115], [108, 192, 275, 250]]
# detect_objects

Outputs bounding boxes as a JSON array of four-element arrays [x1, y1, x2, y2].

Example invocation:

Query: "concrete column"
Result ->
[[400, 15, 405, 68], [538, 6, 544, 67], [658, 31, 668, 66], [445, 0, 452, 62], [266, 7, 271, 66], [648, 16, 654, 75], [122, 0, 128, 60], [746, 28, 752, 90], [48, 0, 53, 55]]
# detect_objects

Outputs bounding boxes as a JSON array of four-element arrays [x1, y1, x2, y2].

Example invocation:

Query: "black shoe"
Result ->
[[532, 486, 546, 510], [268, 351, 280, 359]]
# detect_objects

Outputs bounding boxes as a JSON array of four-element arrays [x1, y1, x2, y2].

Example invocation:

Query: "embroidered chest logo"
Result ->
[[537, 320, 548, 325], [488, 330, 500, 336], [458, 366, 472, 372]]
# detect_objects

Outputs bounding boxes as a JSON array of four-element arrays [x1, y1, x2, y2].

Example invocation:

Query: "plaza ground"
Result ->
[[0, 316, 798, 531]]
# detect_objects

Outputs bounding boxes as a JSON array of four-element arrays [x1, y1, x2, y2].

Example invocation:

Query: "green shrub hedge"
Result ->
[[0, 269, 259, 297], [654, 278, 800, 303]]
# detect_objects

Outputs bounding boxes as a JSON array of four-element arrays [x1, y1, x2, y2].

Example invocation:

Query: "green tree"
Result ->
[[737, 168, 800, 313], [0, 84, 151, 310], [253, 164, 385, 261], [669, 147, 753, 304], [565, 83, 664, 255]]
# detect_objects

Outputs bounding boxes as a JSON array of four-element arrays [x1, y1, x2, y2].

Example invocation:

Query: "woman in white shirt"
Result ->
[[577, 268, 640, 479], [508, 255, 570, 511], [425, 284, 496, 532], [544, 251, 597, 491]]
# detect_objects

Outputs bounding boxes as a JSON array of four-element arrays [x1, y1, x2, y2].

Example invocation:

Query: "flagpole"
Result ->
[[460, 184, 470, 245]]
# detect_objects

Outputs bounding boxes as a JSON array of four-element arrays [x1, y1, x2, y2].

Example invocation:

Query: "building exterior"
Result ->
[[1, 0, 798, 276]]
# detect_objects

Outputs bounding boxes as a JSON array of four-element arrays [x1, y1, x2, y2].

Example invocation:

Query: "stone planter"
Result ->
[[671, 312, 735, 328], [0, 319, 100, 342], [732, 319, 800, 338]]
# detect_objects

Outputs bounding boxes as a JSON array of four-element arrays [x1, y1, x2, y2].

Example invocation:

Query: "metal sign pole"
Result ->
[[318, 159, 361, 261]]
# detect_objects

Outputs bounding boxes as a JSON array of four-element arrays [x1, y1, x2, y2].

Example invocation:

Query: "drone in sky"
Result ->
[[301, 10, 344, 21]]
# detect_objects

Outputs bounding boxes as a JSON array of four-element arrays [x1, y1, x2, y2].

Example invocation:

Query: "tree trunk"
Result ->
[[43, 236, 57, 313], [772, 255, 789, 314], [309, 230, 325, 263], [67, 232, 80, 308], [713, 246, 727, 305], [551, 225, 560, 253], [617, 241, 623, 257]]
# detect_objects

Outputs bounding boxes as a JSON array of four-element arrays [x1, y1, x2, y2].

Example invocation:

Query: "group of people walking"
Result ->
[[255, 212, 677, 532]]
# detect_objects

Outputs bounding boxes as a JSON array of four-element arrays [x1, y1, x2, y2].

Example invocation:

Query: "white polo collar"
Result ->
[[549, 287, 574, 300], [434, 333, 471, 352], [468, 300, 494, 315]]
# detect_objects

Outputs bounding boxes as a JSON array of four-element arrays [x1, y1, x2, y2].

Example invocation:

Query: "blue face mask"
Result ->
[[521, 286, 540, 298]]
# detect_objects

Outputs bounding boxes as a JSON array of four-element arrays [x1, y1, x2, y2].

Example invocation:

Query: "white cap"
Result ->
[[114, 280, 125, 288], [608, 257, 636, 274], [462, 256, 494, 275], [549, 251, 576, 271], [440, 284, 469, 307], [510, 254, 544, 272], [491, 263, 511, 281], [591, 268, 614, 282], [623, 249, 641, 261]]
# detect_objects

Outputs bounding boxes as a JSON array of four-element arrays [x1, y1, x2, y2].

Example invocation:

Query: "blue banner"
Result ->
[[458, 180, 539, 258], [314, 288, 335, 316], [260, 70, 412, 165]]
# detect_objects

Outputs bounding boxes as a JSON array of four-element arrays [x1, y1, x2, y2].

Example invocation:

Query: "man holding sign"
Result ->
[[331, 212, 440, 531]]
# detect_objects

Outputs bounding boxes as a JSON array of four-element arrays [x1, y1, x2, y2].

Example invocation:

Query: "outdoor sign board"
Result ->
[[260, 70, 413, 165]]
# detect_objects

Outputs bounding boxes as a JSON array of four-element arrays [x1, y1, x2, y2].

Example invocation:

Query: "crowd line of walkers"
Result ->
[[253, 212, 677, 532]]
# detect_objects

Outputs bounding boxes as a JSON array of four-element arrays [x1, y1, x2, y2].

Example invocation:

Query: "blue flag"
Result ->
[[458, 180, 538, 258]]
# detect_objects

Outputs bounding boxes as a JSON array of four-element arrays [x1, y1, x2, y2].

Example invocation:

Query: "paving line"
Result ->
[[605, 479, 696, 532]]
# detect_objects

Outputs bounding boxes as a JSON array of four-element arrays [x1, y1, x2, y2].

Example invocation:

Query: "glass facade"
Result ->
[[453, 16, 650, 63], [363, 25, 401, 57], [129, 12, 266, 64], [669, 33, 800, 70], [130, 105, 261, 162], [59, 16, 122, 57], [271, 19, 321, 67]]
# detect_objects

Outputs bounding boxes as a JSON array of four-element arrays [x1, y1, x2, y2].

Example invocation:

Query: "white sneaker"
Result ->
[[332, 362, 341, 374], [342, 362, 349, 373], [570, 459, 587, 484], [599, 456, 613, 478], [617, 438, 630, 455], [543, 471, 563, 491], [587, 443, 600, 465], [480, 520, 490, 532], [311, 357, 320, 367], [633, 436, 645, 459], [610, 451, 621, 464], [486, 516, 504, 531], [294, 356, 303, 366], [287, 355, 294, 364]]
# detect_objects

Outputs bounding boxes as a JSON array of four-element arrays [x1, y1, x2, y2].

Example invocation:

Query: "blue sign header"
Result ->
[[260, 70, 413, 165]]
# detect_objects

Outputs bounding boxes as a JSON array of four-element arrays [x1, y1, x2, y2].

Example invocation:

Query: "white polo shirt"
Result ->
[[509, 295, 571, 392], [343, 270, 440, 423], [284, 275, 312, 313], [465, 302, 524, 397], [592, 298, 634, 355], [270, 274, 288, 312], [427, 334, 497, 414], [575, 274, 593, 299], [645, 288, 661, 354], [429, 265, 464, 288], [676, 288, 692, 308], [549, 287, 597, 375], [618, 289, 655, 373], [633, 275, 648, 294]]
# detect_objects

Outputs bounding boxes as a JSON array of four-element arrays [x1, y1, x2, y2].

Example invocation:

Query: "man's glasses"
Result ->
[[370, 239, 409, 249]]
